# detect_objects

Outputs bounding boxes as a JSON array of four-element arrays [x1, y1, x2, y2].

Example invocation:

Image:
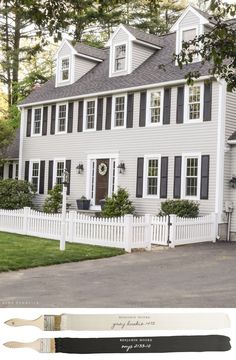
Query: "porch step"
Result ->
[[76, 209, 101, 217]]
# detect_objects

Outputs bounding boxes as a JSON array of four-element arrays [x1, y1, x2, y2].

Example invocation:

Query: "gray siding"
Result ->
[[74, 56, 97, 82], [132, 43, 154, 71], [225, 91, 236, 231], [179, 10, 200, 28], [21, 81, 220, 216], [113, 28, 129, 43]]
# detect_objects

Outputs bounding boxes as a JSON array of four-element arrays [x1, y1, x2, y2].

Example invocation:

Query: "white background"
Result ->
[[0, 308, 235, 359]]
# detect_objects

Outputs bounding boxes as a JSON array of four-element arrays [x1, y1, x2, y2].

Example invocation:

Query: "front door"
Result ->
[[95, 159, 110, 205]]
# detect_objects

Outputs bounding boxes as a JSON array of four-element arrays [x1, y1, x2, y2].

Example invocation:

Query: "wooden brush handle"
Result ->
[[5, 316, 44, 329]]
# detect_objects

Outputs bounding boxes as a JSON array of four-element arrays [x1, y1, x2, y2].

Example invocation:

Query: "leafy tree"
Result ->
[[43, 184, 63, 213], [0, 179, 35, 209], [0, 119, 15, 161], [101, 187, 135, 218], [176, 0, 236, 91]]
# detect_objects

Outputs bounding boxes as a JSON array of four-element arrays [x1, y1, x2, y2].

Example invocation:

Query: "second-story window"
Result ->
[[61, 57, 70, 81], [57, 104, 67, 133], [33, 108, 42, 135], [188, 86, 201, 120], [114, 44, 126, 71], [85, 99, 96, 130], [149, 91, 162, 124], [113, 95, 126, 127]]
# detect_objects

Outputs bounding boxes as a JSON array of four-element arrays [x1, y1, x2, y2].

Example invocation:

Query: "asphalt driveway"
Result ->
[[0, 242, 235, 308]]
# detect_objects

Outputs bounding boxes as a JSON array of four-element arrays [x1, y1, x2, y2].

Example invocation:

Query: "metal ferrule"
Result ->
[[44, 315, 61, 331], [40, 338, 55, 353]]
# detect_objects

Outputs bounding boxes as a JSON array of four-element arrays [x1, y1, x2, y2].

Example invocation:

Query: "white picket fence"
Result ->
[[0, 208, 217, 252]]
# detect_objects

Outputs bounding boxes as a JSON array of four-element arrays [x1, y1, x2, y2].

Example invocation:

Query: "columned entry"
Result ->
[[95, 159, 109, 205], [87, 154, 118, 208]]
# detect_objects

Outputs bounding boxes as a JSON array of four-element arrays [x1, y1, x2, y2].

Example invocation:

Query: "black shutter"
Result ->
[[160, 157, 168, 198], [163, 88, 171, 125], [126, 93, 134, 128], [173, 156, 182, 198], [50, 105, 56, 134], [105, 96, 112, 130], [39, 161, 45, 194], [97, 98, 103, 131], [136, 157, 144, 198], [203, 82, 212, 122], [8, 164, 13, 179], [67, 102, 74, 133], [26, 108, 32, 137], [0, 165, 4, 179], [139, 91, 146, 127], [48, 160, 54, 191], [24, 161, 29, 182], [42, 106, 48, 135], [200, 155, 210, 199], [176, 86, 184, 124], [77, 100, 84, 132], [65, 160, 71, 195]]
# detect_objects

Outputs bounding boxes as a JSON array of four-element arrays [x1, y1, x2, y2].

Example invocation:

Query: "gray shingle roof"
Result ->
[[191, 5, 217, 24], [123, 24, 162, 47], [74, 42, 106, 60], [21, 31, 213, 106], [5, 128, 20, 159]]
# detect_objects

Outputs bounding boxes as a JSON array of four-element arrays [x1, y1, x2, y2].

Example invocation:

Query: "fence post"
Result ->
[[124, 214, 133, 253], [144, 214, 152, 251], [23, 207, 30, 235], [169, 214, 177, 248], [68, 210, 77, 243], [212, 212, 218, 243]]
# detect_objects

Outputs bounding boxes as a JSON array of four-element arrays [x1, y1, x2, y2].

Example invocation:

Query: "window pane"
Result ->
[[56, 161, 64, 185], [183, 28, 196, 42], [148, 178, 158, 195], [115, 44, 126, 71], [186, 158, 198, 197], [115, 96, 125, 126], [58, 105, 67, 132], [34, 108, 41, 134], [150, 92, 161, 123], [61, 58, 69, 80], [86, 101, 95, 129], [188, 86, 201, 120], [147, 159, 158, 195], [31, 162, 39, 191]]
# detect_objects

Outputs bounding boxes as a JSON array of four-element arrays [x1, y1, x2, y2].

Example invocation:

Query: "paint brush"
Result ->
[[4, 335, 231, 353], [5, 313, 230, 331]]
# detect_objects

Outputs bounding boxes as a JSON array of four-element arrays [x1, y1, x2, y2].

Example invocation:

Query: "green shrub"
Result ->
[[43, 184, 62, 213], [159, 199, 199, 218], [101, 187, 135, 218], [0, 179, 35, 209]]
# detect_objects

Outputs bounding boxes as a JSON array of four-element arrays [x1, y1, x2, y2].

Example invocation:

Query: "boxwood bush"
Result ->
[[101, 187, 135, 218], [0, 179, 35, 209], [159, 199, 199, 218]]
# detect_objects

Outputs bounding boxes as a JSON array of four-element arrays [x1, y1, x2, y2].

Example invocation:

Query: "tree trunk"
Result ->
[[12, 6, 21, 105], [5, 2, 12, 107]]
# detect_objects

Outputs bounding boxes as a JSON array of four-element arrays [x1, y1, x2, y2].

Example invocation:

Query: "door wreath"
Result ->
[[98, 162, 108, 176]]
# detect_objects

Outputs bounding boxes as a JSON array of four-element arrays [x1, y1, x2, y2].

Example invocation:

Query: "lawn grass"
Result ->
[[0, 232, 125, 272]]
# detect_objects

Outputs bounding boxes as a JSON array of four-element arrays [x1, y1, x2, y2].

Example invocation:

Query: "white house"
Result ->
[[18, 5, 236, 238]]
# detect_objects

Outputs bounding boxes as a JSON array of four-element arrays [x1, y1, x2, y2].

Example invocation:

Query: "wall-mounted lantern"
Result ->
[[76, 163, 84, 174], [229, 176, 236, 188], [117, 162, 125, 174]]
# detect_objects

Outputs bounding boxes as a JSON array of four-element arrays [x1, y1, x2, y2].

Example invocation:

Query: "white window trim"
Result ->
[[59, 55, 71, 83], [86, 153, 119, 209], [55, 103, 68, 134], [184, 83, 204, 124], [53, 158, 66, 187], [146, 88, 164, 127], [111, 93, 127, 129], [143, 154, 161, 199], [83, 98, 98, 132], [181, 152, 201, 201], [31, 107, 43, 136], [113, 42, 128, 73], [29, 159, 40, 194]]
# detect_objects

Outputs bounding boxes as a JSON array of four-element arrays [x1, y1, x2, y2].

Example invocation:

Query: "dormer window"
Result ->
[[182, 28, 197, 52], [114, 44, 126, 72], [60, 57, 70, 81]]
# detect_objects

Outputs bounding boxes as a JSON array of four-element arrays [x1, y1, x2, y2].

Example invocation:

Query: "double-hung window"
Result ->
[[60, 57, 70, 81], [114, 44, 126, 72], [113, 95, 127, 128], [32, 108, 42, 135], [30, 161, 40, 192], [183, 154, 201, 199], [144, 156, 160, 197], [147, 90, 163, 125], [57, 104, 67, 133], [55, 161, 65, 185], [182, 28, 197, 51], [85, 99, 97, 130], [187, 85, 202, 122]]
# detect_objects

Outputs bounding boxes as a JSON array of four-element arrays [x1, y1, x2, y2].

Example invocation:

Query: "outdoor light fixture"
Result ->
[[76, 163, 84, 174], [117, 162, 125, 174], [229, 176, 236, 188]]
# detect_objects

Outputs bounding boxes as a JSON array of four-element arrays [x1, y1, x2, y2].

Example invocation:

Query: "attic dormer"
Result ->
[[106, 24, 162, 78], [171, 5, 215, 62], [55, 39, 105, 87]]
